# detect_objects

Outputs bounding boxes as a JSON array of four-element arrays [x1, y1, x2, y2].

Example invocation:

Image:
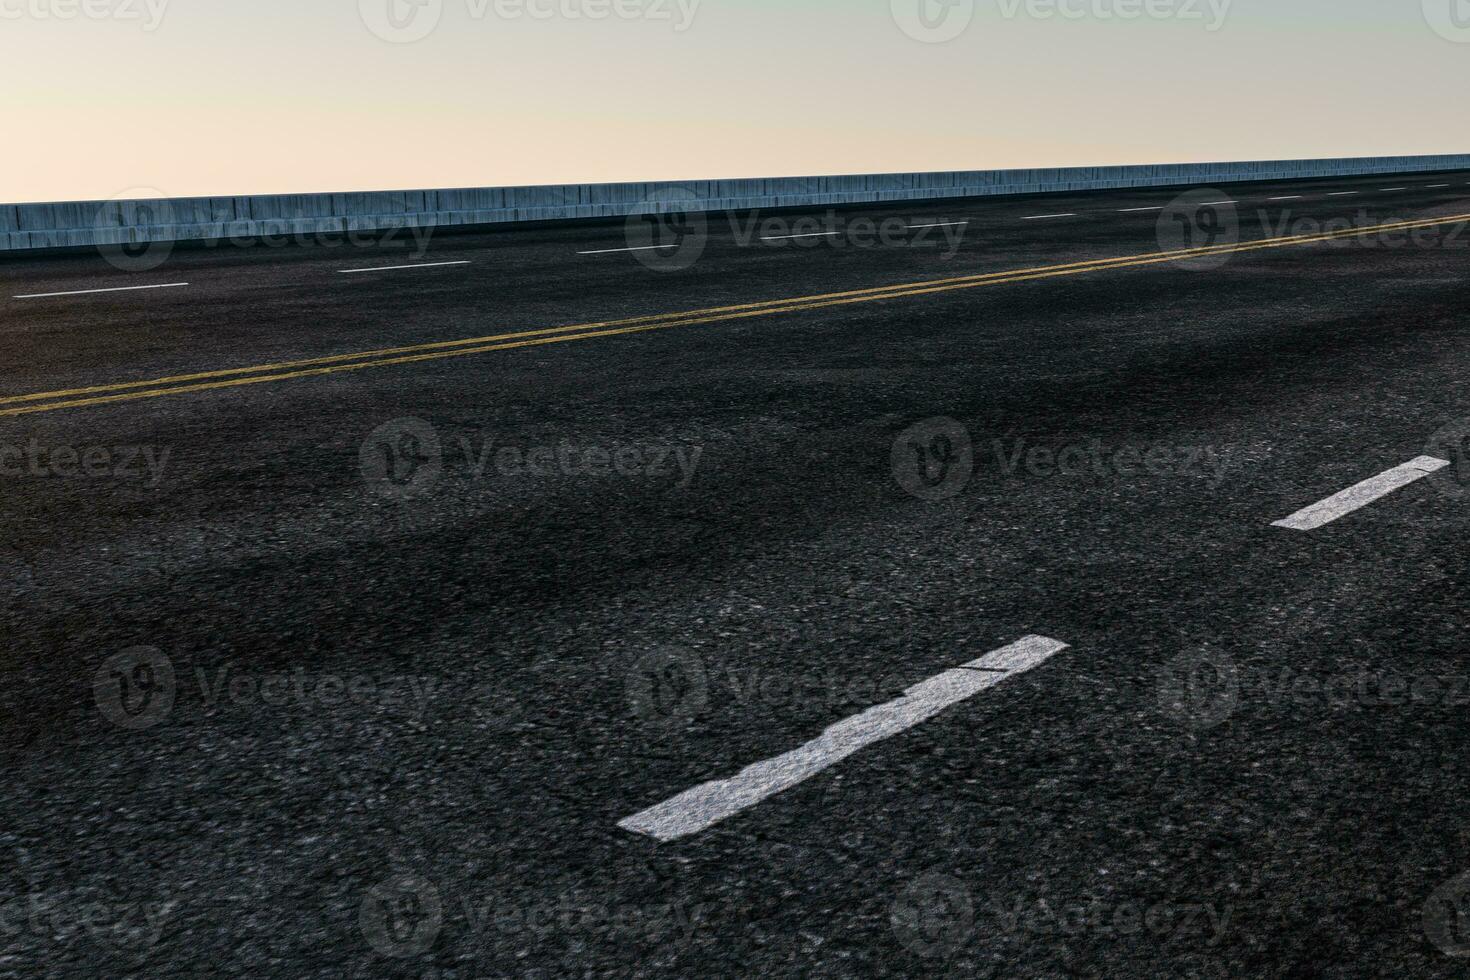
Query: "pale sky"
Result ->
[[3, 0, 1468, 203]]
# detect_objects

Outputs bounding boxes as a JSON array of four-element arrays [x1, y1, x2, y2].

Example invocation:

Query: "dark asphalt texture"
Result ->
[[3, 170, 1470, 977]]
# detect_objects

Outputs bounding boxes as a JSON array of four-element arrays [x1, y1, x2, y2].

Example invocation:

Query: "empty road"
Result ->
[[3, 169, 1470, 977]]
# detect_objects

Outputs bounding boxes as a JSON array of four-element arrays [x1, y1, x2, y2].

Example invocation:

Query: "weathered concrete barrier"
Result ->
[[4, 154, 1468, 252]]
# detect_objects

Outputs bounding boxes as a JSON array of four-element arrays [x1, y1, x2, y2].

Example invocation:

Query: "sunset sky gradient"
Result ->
[[3, 0, 1467, 203]]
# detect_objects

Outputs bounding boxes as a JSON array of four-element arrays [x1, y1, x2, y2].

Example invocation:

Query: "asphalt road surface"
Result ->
[[4, 169, 1470, 977]]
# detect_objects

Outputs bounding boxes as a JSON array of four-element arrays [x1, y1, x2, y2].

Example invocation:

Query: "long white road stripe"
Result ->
[[1268, 196, 1303, 201], [1329, 192, 1359, 196], [1021, 213, 1077, 220], [13, 283, 189, 299], [578, 245, 677, 255], [1272, 456, 1449, 531], [761, 231, 841, 240], [618, 635, 1069, 842], [337, 261, 470, 274], [1427, 184, 1451, 189], [1118, 206, 1163, 212], [907, 221, 968, 229]]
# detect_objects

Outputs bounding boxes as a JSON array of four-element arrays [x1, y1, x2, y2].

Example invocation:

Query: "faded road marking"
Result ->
[[1272, 457, 1449, 531], [618, 635, 1068, 842]]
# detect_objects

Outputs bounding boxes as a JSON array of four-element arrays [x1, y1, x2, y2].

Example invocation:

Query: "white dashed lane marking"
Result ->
[[1021, 214, 1078, 220], [337, 261, 470, 274], [761, 232, 842, 241], [578, 245, 677, 255], [618, 635, 1069, 842], [1272, 457, 1449, 531], [13, 283, 189, 299]]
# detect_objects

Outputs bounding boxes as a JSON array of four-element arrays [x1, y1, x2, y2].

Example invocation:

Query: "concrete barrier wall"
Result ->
[[5, 154, 1470, 252]]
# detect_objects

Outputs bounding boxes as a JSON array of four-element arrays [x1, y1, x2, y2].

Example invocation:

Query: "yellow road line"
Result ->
[[0, 239, 1264, 407], [6, 211, 1468, 419]]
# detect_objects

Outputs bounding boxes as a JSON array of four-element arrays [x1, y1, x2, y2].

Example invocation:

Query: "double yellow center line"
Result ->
[[5, 211, 1468, 418]]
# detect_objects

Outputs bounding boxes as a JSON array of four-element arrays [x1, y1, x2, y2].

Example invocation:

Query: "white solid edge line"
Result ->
[[618, 635, 1069, 842], [1021, 214, 1077, 220], [13, 282, 189, 299], [760, 231, 841, 240], [337, 260, 471, 274], [1271, 456, 1449, 532], [578, 245, 677, 255]]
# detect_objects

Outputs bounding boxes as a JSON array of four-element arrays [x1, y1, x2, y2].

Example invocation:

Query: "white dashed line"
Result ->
[[1118, 206, 1164, 213], [1271, 457, 1449, 531], [577, 245, 677, 255], [13, 282, 189, 299], [1268, 196, 1303, 201], [1426, 184, 1451, 189], [761, 231, 842, 241], [618, 635, 1069, 842], [1329, 192, 1359, 197], [337, 261, 470, 274], [907, 221, 969, 229], [1021, 214, 1078, 220], [1380, 187, 1407, 192], [1200, 201, 1238, 206]]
